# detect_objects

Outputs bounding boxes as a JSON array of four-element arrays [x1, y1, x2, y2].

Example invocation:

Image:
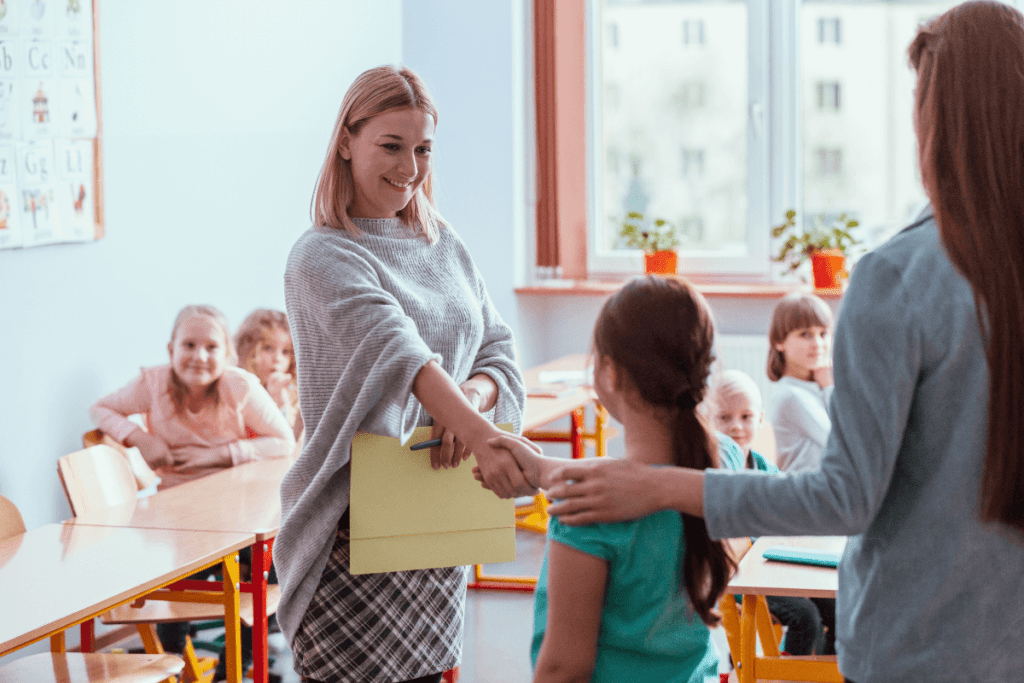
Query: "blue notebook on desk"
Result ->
[[762, 546, 841, 568]]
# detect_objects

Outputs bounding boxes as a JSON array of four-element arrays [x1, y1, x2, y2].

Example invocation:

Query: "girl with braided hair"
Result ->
[[486, 274, 745, 683]]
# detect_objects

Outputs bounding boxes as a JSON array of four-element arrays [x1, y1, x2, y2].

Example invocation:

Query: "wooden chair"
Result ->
[[0, 493, 26, 541], [0, 496, 185, 683], [57, 445, 281, 683], [82, 429, 160, 492]]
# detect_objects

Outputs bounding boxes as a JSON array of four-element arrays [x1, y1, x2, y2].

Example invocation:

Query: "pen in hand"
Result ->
[[410, 437, 443, 451]]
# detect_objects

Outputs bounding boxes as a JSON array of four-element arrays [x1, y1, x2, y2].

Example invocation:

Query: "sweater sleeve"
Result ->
[[89, 370, 152, 444], [229, 373, 296, 465], [703, 250, 921, 539], [467, 260, 526, 434], [772, 386, 831, 473]]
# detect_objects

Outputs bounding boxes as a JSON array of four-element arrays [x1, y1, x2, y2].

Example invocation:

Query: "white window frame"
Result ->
[[587, 0, 798, 278]]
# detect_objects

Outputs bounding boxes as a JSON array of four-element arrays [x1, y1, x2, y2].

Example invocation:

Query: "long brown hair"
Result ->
[[910, 1, 1024, 532], [593, 275, 735, 626], [311, 65, 445, 242]]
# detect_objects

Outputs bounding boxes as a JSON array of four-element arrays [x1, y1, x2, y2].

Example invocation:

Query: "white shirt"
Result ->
[[769, 375, 832, 472]]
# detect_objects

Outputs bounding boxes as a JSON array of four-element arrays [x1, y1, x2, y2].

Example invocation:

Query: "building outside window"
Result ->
[[592, 0, 983, 277], [682, 19, 706, 45], [816, 81, 841, 110], [681, 148, 706, 177], [818, 17, 841, 43]]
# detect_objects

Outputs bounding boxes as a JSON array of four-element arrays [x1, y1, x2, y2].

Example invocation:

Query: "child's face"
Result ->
[[168, 315, 229, 390], [775, 325, 830, 379], [713, 391, 762, 454], [251, 328, 293, 385]]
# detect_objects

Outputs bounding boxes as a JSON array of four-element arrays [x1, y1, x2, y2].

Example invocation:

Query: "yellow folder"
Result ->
[[349, 425, 517, 575]]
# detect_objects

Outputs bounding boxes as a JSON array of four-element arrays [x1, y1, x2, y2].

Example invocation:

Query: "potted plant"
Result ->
[[618, 211, 681, 274], [772, 209, 861, 289]]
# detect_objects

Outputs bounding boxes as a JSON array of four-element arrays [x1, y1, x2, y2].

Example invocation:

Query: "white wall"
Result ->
[[401, 0, 528, 345], [0, 0, 402, 531]]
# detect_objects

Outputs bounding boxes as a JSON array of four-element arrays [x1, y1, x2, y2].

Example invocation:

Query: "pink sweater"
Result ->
[[90, 365, 295, 488]]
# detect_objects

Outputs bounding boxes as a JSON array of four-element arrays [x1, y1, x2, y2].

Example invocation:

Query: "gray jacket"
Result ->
[[704, 208, 1024, 682]]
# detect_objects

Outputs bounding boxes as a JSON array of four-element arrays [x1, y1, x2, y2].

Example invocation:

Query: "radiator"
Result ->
[[714, 334, 774, 408]]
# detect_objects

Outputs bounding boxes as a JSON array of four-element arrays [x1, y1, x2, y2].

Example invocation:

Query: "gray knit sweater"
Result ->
[[276, 218, 525, 643]]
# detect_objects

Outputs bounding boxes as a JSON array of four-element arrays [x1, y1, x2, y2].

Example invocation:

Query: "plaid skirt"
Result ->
[[291, 527, 465, 683]]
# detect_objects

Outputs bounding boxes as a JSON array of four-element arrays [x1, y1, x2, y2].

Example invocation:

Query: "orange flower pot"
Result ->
[[811, 249, 846, 289], [644, 250, 678, 275]]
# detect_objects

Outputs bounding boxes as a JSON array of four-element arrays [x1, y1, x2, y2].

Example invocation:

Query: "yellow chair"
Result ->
[[57, 445, 281, 683], [0, 495, 186, 683]]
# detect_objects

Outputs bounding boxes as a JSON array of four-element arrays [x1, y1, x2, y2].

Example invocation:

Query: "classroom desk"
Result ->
[[63, 456, 290, 683], [723, 536, 846, 683], [0, 523, 251, 682]]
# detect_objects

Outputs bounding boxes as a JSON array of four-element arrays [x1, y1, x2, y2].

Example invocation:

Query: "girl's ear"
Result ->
[[167, 341, 174, 358], [338, 127, 353, 161]]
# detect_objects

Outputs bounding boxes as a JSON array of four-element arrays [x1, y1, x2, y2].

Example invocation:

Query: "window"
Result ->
[[816, 82, 841, 111], [818, 17, 841, 44], [592, 0, 764, 275], [568, 0, 998, 279], [801, 1, 967, 249], [682, 19, 705, 46]]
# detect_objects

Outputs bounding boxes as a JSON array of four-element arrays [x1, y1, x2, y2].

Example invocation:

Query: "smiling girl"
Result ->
[[90, 304, 295, 490], [235, 308, 303, 441], [766, 292, 834, 473]]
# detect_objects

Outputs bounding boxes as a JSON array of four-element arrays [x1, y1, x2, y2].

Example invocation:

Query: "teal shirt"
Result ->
[[532, 434, 744, 683]]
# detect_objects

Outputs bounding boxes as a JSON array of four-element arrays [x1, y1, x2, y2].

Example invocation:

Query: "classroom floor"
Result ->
[[106, 505, 734, 682], [262, 525, 732, 683]]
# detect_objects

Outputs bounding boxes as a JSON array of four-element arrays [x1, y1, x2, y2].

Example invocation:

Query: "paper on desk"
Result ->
[[537, 369, 591, 385], [349, 425, 516, 575]]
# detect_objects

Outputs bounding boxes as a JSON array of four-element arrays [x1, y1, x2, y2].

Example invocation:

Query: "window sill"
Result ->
[[515, 280, 845, 299]]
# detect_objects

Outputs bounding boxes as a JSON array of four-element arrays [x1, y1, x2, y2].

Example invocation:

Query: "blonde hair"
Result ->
[[767, 293, 833, 381], [311, 65, 445, 242], [711, 369, 763, 413], [235, 309, 296, 379], [167, 304, 235, 414], [234, 309, 300, 419]]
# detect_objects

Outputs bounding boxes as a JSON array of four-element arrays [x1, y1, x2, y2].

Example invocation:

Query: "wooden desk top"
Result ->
[[64, 458, 292, 541], [0, 524, 252, 655], [522, 354, 596, 432], [727, 536, 846, 599]]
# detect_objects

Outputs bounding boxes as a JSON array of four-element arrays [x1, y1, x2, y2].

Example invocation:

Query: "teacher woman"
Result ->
[[541, 3, 1024, 682], [274, 65, 537, 683]]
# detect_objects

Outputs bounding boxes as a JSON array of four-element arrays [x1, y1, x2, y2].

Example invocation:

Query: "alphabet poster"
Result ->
[[0, 0, 98, 250]]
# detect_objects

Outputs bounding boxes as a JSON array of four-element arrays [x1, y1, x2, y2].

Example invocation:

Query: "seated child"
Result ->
[[488, 275, 744, 683], [90, 304, 295, 490], [89, 304, 295, 669], [767, 292, 834, 473], [235, 308, 303, 442], [710, 369, 834, 656]]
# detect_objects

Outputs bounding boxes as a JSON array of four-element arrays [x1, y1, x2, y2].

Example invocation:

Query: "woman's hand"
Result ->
[[469, 430, 539, 499], [265, 371, 293, 409], [427, 381, 488, 470], [544, 458, 664, 526], [170, 444, 232, 472], [125, 429, 173, 469], [484, 434, 554, 489]]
